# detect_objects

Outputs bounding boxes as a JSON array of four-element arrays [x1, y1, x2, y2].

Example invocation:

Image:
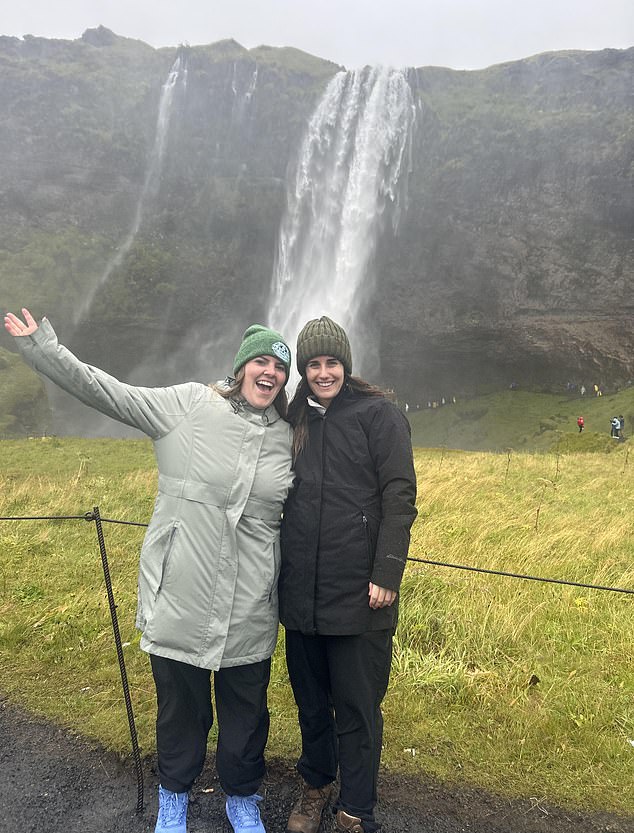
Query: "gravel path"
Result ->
[[1, 698, 631, 833]]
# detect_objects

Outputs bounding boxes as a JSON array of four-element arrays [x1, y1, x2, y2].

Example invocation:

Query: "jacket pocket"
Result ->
[[269, 538, 282, 602], [362, 510, 373, 573], [156, 521, 180, 598]]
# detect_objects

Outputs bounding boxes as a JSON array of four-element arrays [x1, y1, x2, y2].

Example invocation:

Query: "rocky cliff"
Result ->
[[0, 27, 631, 431], [378, 50, 633, 399]]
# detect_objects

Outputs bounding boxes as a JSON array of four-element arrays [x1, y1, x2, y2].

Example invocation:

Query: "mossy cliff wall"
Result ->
[[0, 27, 631, 430]]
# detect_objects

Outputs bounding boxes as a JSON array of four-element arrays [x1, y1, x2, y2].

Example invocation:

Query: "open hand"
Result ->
[[4, 308, 39, 337]]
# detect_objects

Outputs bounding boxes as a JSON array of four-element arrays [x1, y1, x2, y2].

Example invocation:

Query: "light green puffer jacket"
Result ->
[[16, 319, 294, 670]]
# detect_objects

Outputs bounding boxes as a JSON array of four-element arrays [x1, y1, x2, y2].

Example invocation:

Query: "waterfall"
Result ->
[[74, 55, 187, 324], [268, 66, 415, 378], [231, 62, 258, 124]]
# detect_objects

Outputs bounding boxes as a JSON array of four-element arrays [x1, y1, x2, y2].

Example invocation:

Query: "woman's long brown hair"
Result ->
[[288, 375, 385, 460]]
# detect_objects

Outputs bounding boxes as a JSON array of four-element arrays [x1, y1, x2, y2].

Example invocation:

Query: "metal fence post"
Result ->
[[90, 505, 144, 815]]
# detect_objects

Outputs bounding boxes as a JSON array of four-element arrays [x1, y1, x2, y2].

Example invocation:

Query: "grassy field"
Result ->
[[0, 435, 632, 815], [407, 386, 634, 453]]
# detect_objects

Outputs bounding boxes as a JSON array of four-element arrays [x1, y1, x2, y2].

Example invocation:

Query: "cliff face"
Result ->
[[0, 28, 631, 430], [0, 28, 339, 390], [377, 50, 633, 398]]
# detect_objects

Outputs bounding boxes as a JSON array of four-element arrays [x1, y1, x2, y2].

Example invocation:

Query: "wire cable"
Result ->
[[407, 555, 634, 595], [1, 513, 631, 595]]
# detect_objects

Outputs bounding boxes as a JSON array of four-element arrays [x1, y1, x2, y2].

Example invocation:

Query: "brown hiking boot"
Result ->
[[286, 782, 332, 833], [334, 810, 365, 832]]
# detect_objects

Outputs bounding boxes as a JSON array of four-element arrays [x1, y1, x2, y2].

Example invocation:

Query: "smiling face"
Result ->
[[305, 355, 345, 408], [239, 355, 287, 409]]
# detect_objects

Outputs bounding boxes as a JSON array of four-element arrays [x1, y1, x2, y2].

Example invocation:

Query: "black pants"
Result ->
[[285, 630, 393, 832], [150, 654, 271, 795]]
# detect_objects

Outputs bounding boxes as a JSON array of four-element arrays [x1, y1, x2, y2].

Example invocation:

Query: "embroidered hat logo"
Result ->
[[272, 341, 291, 364]]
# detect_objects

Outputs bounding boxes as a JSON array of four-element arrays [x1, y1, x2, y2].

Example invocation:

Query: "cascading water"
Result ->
[[268, 66, 415, 378], [231, 62, 258, 120], [74, 55, 187, 324]]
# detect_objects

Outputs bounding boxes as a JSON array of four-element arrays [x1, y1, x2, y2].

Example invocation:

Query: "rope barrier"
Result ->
[[0, 507, 631, 815], [0, 508, 145, 814], [0, 514, 148, 526], [87, 508, 144, 814], [407, 556, 634, 595], [1, 512, 631, 595], [99, 517, 149, 527], [0, 514, 93, 521]]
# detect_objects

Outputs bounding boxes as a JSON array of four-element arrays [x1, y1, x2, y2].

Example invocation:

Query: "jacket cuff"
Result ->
[[370, 551, 408, 591]]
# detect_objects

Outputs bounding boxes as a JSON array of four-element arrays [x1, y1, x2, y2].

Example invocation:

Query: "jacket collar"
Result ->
[[306, 385, 354, 420], [232, 396, 281, 426], [306, 396, 327, 416], [215, 378, 282, 425]]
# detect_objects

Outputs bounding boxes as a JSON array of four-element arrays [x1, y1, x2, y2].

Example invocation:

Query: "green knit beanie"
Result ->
[[296, 316, 352, 376], [233, 324, 291, 379]]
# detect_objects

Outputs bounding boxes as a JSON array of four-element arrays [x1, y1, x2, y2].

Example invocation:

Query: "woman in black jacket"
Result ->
[[280, 316, 417, 833]]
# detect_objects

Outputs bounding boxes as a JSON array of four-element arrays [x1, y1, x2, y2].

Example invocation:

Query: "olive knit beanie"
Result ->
[[296, 316, 352, 376], [233, 324, 291, 379]]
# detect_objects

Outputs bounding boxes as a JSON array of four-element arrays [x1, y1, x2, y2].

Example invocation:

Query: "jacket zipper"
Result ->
[[312, 413, 327, 634], [362, 511, 373, 572], [157, 522, 179, 597], [269, 540, 280, 602]]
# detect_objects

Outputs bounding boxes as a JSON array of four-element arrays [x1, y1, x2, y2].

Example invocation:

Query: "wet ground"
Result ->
[[1, 698, 631, 833]]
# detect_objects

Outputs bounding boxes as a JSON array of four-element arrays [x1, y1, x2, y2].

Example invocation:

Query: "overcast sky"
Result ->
[[2, 0, 632, 69]]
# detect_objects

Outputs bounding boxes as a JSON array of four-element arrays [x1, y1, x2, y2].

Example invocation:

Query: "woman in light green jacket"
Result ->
[[5, 308, 294, 833]]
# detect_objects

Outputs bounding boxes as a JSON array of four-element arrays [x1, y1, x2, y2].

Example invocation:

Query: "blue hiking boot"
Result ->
[[225, 793, 266, 832], [155, 785, 188, 833]]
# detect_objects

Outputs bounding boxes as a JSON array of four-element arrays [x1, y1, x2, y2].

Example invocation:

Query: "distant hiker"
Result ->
[[281, 316, 417, 833], [5, 307, 293, 833], [611, 416, 621, 438], [619, 415, 625, 436], [580, 385, 586, 396], [577, 416, 585, 433]]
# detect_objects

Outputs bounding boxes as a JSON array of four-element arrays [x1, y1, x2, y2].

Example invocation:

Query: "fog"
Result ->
[[2, 0, 633, 70]]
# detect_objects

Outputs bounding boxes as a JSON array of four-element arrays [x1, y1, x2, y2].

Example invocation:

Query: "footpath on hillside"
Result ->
[[1, 699, 631, 833]]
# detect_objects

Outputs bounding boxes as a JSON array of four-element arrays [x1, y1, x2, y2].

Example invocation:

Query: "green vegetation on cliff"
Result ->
[[0, 33, 631, 401]]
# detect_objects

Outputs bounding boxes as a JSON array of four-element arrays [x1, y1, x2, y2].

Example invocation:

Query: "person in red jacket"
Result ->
[[280, 316, 418, 833], [577, 416, 585, 433]]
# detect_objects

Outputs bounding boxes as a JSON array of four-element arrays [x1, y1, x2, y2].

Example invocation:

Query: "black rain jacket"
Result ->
[[279, 387, 418, 635]]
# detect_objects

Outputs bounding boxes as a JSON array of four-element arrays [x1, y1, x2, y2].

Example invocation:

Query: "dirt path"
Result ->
[[1, 698, 631, 833]]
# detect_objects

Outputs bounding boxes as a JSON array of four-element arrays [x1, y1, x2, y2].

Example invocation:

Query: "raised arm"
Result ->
[[4, 308, 202, 439]]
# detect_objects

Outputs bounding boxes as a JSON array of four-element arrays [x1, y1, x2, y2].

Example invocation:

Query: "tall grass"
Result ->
[[0, 438, 632, 814], [407, 386, 634, 452], [389, 448, 633, 812]]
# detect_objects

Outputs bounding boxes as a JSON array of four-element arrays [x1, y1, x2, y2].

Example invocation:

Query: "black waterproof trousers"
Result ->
[[150, 654, 271, 796], [285, 629, 393, 833]]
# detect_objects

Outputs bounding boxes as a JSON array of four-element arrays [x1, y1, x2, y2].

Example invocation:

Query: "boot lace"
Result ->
[[298, 787, 328, 816], [158, 790, 187, 825], [228, 793, 262, 824]]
